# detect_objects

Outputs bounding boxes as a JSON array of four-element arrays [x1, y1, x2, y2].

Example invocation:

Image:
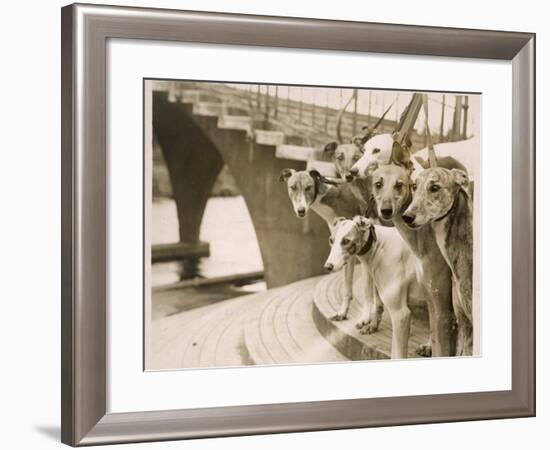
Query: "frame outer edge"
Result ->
[[61, 4, 76, 446], [511, 36, 536, 416], [62, 3, 536, 446]]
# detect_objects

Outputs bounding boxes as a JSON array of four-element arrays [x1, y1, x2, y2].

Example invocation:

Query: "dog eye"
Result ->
[[372, 148, 380, 154], [353, 155, 360, 161], [395, 181, 403, 190], [337, 154, 344, 161], [304, 185, 312, 191], [430, 184, 440, 193], [329, 237, 334, 245], [341, 238, 350, 246], [374, 181, 383, 189], [411, 183, 417, 191], [290, 185, 297, 191]]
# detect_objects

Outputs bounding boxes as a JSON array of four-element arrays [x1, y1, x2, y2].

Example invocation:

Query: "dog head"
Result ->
[[324, 216, 375, 272], [323, 140, 364, 181], [348, 133, 413, 181], [279, 168, 326, 218], [371, 141, 416, 221], [402, 168, 469, 228]]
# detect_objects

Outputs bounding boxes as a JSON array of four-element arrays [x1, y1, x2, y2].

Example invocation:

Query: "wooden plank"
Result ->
[[151, 241, 210, 263], [153, 270, 264, 292], [217, 115, 252, 134], [275, 144, 314, 161], [255, 130, 285, 146], [192, 101, 225, 117]]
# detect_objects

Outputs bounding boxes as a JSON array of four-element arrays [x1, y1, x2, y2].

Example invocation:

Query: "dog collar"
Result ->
[[357, 226, 376, 256]]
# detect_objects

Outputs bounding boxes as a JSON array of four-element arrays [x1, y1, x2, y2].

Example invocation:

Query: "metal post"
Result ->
[[286, 86, 290, 116], [274, 85, 279, 119], [264, 85, 270, 122], [256, 84, 261, 110], [439, 94, 446, 143], [352, 89, 358, 136], [452, 95, 463, 141], [395, 93, 399, 122], [299, 87, 303, 121], [462, 95, 469, 139], [368, 91, 372, 127], [380, 94, 385, 133], [311, 89, 316, 127], [324, 90, 329, 132]]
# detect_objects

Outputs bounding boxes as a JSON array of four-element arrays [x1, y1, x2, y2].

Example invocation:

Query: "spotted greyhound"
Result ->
[[325, 216, 427, 359], [402, 168, 473, 356], [279, 169, 384, 333]]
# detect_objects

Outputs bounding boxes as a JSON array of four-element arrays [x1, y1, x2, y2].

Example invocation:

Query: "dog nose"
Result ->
[[345, 173, 354, 182], [349, 167, 358, 175], [402, 213, 416, 225], [324, 263, 334, 272], [297, 207, 306, 216], [380, 208, 393, 218]]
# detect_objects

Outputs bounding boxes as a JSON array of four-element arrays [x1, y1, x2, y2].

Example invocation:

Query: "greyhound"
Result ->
[[348, 133, 473, 182], [323, 135, 395, 225], [368, 141, 458, 357], [324, 216, 427, 359], [279, 168, 384, 332], [402, 168, 473, 356]]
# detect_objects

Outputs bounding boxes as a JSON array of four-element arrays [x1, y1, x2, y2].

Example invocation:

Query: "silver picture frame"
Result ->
[[61, 3, 535, 446]]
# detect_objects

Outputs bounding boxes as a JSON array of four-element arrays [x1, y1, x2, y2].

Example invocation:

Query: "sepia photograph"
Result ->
[[144, 79, 480, 371]]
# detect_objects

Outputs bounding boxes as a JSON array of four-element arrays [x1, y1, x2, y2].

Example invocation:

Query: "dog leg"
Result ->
[[331, 262, 354, 321], [383, 287, 411, 359], [454, 308, 473, 356], [355, 265, 383, 334], [390, 306, 412, 359], [423, 264, 457, 357], [452, 285, 473, 356], [358, 283, 383, 335]]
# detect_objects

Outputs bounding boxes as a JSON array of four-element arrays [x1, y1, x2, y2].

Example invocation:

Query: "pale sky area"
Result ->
[[228, 83, 480, 138]]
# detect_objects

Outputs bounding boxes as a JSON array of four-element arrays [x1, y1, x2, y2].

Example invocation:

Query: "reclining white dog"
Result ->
[[324, 216, 427, 359]]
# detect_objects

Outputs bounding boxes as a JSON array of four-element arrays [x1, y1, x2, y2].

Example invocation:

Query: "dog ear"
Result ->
[[279, 168, 295, 182], [309, 169, 322, 181], [353, 216, 377, 243], [353, 215, 373, 231], [451, 169, 470, 195], [324, 141, 339, 155], [351, 135, 366, 151], [365, 160, 379, 177], [332, 216, 346, 228], [389, 141, 411, 168]]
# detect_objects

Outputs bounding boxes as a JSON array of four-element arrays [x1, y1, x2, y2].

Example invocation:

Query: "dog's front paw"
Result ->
[[358, 320, 379, 335], [330, 312, 347, 321], [415, 344, 432, 357]]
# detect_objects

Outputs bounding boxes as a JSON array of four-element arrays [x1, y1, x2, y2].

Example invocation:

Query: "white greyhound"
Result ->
[[324, 216, 427, 359]]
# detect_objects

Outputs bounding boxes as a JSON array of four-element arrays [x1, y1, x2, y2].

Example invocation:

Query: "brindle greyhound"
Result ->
[[367, 141, 459, 357], [279, 169, 384, 333], [325, 216, 428, 359], [402, 168, 473, 356]]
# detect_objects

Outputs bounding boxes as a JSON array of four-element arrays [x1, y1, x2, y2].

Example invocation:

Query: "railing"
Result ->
[[164, 80, 475, 148]]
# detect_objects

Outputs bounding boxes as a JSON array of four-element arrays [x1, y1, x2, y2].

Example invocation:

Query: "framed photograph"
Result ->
[[61, 3, 535, 446]]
